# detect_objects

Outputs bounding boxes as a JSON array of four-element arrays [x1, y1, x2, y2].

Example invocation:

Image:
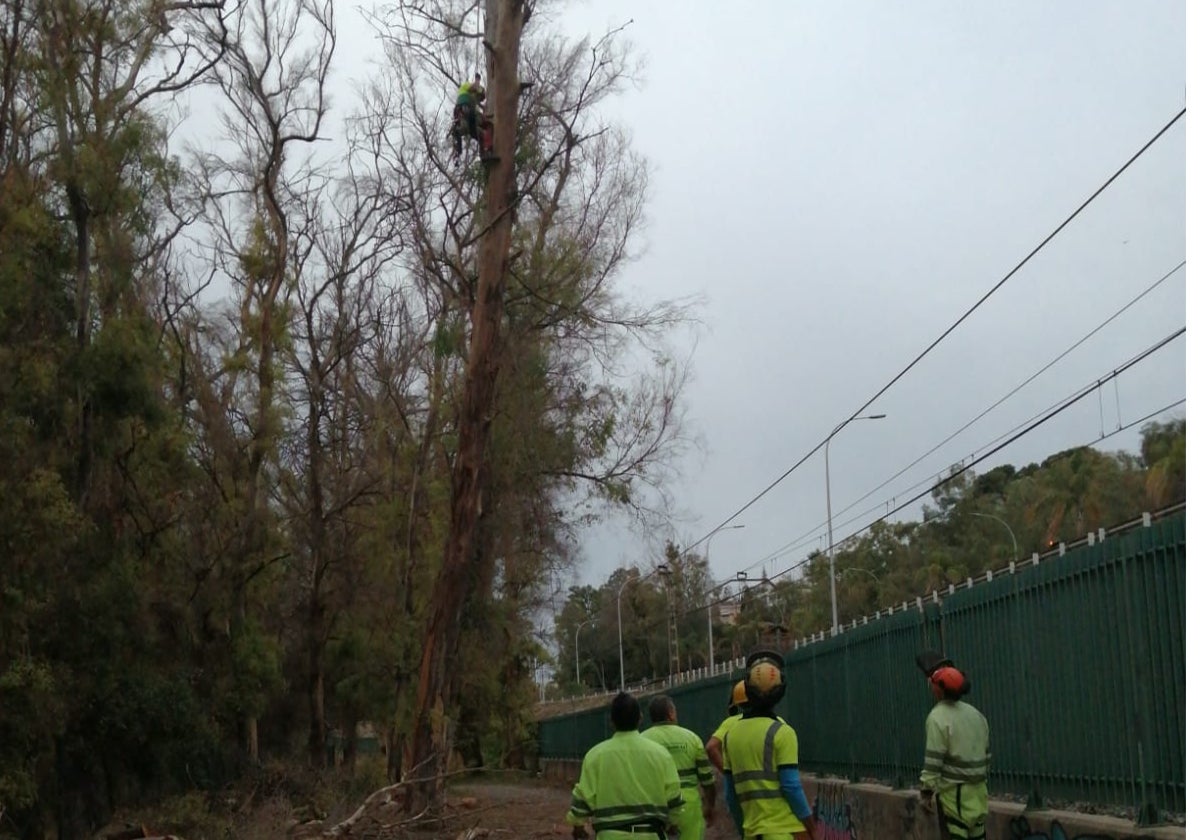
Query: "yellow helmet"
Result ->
[[744, 649, 786, 707], [731, 680, 748, 707]]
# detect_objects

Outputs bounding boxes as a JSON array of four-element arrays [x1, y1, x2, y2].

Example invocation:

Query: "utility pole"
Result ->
[[825, 413, 886, 635], [701, 526, 747, 670], [617, 570, 639, 691], [657, 563, 679, 683], [574, 618, 598, 687]]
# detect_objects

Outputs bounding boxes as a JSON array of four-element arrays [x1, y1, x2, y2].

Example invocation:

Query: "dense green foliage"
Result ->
[[0, 1, 685, 837]]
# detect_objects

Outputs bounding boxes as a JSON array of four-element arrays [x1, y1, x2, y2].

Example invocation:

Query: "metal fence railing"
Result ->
[[538, 510, 1186, 820]]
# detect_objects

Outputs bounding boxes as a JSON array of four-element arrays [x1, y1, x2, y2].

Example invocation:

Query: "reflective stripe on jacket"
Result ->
[[920, 700, 990, 840], [722, 714, 806, 835], [566, 730, 685, 834], [641, 723, 714, 793]]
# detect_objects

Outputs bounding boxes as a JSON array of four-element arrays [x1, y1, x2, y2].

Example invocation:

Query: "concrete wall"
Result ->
[[539, 760, 1185, 840]]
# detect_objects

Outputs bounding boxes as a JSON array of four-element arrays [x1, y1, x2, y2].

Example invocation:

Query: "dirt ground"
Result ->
[[322, 778, 741, 840]]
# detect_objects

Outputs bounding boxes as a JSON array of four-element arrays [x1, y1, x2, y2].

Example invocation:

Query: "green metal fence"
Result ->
[[538, 511, 1186, 819]]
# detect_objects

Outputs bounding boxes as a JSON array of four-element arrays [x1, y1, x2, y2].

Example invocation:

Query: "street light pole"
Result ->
[[708, 569, 749, 671], [656, 563, 675, 684], [616, 570, 639, 692], [826, 413, 887, 636], [575, 618, 598, 687], [701, 525, 746, 670], [968, 512, 1019, 563], [839, 566, 881, 584]]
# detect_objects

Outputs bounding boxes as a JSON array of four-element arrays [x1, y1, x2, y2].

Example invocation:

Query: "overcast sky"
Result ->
[[324, 3, 1187, 599]]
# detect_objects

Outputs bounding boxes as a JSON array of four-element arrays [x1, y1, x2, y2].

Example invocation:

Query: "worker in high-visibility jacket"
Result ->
[[722, 650, 820, 839], [705, 679, 748, 774], [566, 692, 686, 840], [642, 694, 716, 840], [918, 664, 991, 840]]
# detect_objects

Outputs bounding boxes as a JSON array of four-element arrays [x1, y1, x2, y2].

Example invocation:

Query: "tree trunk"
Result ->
[[387, 722, 403, 782], [403, 0, 526, 815], [246, 717, 259, 763], [306, 390, 327, 768], [232, 581, 260, 763], [500, 653, 525, 769], [342, 710, 359, 771], [67, 184, 93, 505], [307, 614, 326, 768]]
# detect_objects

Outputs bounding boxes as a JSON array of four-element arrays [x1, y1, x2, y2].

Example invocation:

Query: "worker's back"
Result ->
[[923, 700, 990, 790], [456, 79, 485, 106], [642, 722, 712, 794], [569, 731, 681, 837], [723, 714, 805, 837]]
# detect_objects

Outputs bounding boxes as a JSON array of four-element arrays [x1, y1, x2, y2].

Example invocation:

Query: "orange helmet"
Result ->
[[930, 666, 967, 695], [731, 680, 748, 707]]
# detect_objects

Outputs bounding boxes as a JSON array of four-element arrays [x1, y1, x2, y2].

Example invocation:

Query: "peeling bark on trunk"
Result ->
[[403, 0, 527, 814]]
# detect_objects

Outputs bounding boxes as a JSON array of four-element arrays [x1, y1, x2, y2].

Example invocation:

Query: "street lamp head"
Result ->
[[865, 413, 887, 420]]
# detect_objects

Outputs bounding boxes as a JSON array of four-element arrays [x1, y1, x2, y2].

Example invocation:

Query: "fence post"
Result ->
[[1012, 552, 1044, 811], [1126, 524, 1162, 826], [841, 622, 858, 783]]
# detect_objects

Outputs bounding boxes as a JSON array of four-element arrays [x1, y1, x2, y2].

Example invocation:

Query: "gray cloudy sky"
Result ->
[[536, 0, 1188, 591], [335, 2, 1186, 595]]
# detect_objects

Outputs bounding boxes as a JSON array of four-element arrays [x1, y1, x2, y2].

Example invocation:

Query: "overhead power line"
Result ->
[[680, 107, 1186, 558], [677, 389, 1186, 649], [626, 398, 1184, 681], [580, 389, 1185, 684], [736, 391, 1186, 604], [726, 325, 1186, 583], [731, 260, 1185, 577], [824, 259, 1185, 535], [580, 327, 1184, 669]]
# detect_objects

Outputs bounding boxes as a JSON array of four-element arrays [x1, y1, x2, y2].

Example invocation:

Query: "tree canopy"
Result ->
[[0, 0, 691, 835]]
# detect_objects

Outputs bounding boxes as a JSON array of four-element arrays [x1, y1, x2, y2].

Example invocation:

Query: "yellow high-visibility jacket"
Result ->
[[920, 699, 990, 840], [642, 723, 714, 840], [567, 730, 686, 839]]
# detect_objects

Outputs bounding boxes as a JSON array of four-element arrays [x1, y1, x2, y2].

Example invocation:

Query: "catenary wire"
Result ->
[[578, 328, 1183, 668], [722, 326, 1186, 582], [678, 108, 1186, 558], [650, 391, 1187, 654], [824, 259, 1184, 536], [721, 269, 1186, 582]]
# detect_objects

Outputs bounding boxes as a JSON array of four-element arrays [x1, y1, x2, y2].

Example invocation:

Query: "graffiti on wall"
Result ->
[[1007, 815, 1146, 840], [812, 782, 857, 840]]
